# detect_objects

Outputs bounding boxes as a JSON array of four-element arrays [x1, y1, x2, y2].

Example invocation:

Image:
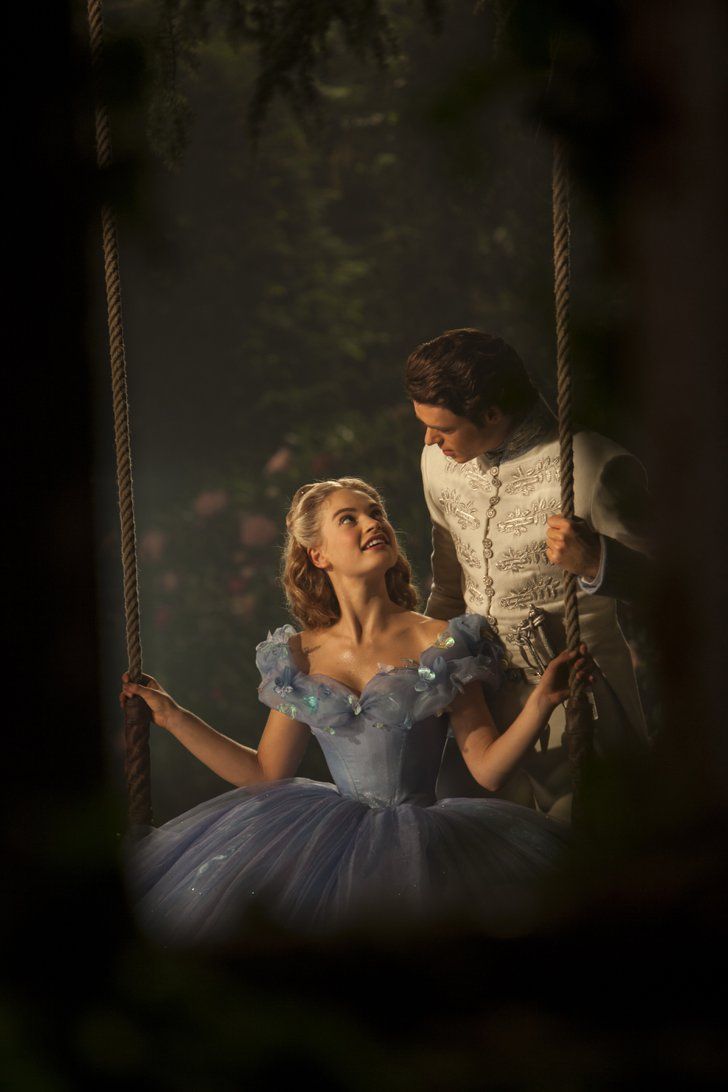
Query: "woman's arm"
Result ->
[[121, 675, 310, 787], [448, 648, 592, 792]]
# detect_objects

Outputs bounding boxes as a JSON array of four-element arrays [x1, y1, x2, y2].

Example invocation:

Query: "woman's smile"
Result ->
[[361, 533, 389, 552]]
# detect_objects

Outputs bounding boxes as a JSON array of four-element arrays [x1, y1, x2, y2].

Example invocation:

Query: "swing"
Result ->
[[88, 0, 151, 828], [86, 0, 594, 830]]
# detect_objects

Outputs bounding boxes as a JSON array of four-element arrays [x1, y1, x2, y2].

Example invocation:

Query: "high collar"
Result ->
[[476, 397, 557, 470]]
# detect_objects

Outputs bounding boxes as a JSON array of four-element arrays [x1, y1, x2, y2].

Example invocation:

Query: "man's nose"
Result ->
[[424, 428, 439, 446]]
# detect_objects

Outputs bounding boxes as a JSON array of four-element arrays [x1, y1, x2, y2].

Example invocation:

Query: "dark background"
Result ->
[[5, 0, 728, 1086], [95, 0, 653, 821]]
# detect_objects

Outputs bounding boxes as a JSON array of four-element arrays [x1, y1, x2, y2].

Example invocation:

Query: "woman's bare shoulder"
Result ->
[[288, 626, 332, 671], [404, 612, 451, 648]]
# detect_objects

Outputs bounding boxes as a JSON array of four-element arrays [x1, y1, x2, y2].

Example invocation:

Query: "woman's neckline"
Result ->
[[286, 621, 454, 702], [304, 661, 421, 703]]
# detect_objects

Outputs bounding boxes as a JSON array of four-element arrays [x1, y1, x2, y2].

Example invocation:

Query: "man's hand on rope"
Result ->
[[120, 673, 180, 731], [546, 515, 601, 581]]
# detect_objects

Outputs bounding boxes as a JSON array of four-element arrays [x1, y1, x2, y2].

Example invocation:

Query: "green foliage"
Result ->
[[142, 0, 445, 160], [96, 2, 650, 818], [132, 0, 635, 218]]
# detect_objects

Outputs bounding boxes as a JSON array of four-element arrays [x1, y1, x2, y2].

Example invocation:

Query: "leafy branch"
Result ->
[[146, 0, 444, 163]]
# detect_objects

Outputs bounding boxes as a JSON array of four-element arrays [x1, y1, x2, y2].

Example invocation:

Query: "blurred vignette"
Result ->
[[6, 1, 727, 1087]]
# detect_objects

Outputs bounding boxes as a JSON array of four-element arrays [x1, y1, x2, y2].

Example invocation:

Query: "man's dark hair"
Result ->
[[405, 328, 538, 424]]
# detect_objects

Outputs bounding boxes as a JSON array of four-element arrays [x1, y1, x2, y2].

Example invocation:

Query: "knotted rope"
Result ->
[[552, 136, 594, 821], [88, 0, 152, 828]]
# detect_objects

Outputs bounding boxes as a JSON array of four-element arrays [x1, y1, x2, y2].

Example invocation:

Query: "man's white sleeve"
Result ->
[[421, 447, 466, 619], [578, 533, 607, 593], [586, 453, 653, 604]]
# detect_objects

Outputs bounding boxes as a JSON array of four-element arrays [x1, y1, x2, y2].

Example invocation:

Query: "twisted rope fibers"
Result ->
[[88, 0, 152, 827], [552, 136, 594, 816]]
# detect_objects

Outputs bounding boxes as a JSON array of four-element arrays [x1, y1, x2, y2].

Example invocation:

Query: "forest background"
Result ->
[[6, 0, 727, 1087], [95, 0, 652, 822]]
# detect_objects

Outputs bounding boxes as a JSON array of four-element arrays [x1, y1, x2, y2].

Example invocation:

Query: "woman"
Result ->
[[124, 477, 591, 943]]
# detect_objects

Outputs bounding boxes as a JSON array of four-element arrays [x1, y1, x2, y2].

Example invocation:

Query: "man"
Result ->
[[405, 328, 651, 819]]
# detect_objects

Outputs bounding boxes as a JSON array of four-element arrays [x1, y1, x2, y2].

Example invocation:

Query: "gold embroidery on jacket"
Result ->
[[464, 581, 485, 604], [504, 456, 560, 497], [499, 574, 563, 610], [497, 497, 560, 536], [443, 459, 490, 492], [495, 542, 549, 572], [438, 489, 481, 530], [501, 625, 523, 649], [452, 533, 482, 569]]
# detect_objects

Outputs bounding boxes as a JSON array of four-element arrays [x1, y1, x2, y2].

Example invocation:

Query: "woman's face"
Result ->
[[309, 488, 397, 577]]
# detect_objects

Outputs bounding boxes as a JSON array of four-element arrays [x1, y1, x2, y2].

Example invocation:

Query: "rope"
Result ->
[[88, 0, 152, 828], [552, 135, 594, 819]]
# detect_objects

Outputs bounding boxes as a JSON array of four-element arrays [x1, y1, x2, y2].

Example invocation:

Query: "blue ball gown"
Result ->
[[130, 614, 571, 943]]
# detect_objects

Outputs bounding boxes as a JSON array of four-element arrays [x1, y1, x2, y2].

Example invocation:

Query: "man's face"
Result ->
[[412, 401, 510, 463]]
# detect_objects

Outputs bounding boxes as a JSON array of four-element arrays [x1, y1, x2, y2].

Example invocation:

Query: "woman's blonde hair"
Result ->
[[282, 477, 418, 630]]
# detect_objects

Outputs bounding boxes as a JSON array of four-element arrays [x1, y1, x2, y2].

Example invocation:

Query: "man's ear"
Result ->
[[483, 404, 504, 425], [309, 546, 330, 571]]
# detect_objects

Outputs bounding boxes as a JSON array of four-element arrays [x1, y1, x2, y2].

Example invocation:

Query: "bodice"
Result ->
[[256, 614, 503, 808]]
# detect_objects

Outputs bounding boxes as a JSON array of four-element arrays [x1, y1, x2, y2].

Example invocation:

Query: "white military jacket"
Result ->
[[422, 399, 649, 755]]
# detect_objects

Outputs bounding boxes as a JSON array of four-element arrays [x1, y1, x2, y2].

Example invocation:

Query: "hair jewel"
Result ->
[[291, 483, 315, 506]]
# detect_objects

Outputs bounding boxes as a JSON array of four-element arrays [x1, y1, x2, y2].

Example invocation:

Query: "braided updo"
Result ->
[[282, 477, 418, 631]]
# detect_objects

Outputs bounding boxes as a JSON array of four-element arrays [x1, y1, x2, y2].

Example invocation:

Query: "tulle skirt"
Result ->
[[128, 778, 571, 944]]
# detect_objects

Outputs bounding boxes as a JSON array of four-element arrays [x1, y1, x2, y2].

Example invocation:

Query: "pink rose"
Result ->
[[239, 513, 278, 548], [154, 605, 171, 629], [141, 530, 166, 562], [193, 490, 228, 518], [310, 452, 334, 475], [230, 594, 256, 618], [264, 447, 293, 475]]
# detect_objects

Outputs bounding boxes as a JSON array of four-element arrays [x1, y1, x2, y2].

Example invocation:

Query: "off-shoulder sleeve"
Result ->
[[255, 616, 505, 733], [255, 624, 304, 714], [411, 613, 505, 721], [255, 626, 357, 732]]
